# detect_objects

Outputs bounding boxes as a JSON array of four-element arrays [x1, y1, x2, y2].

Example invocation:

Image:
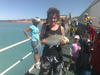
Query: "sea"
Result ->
[[0, 22, 42, 75]]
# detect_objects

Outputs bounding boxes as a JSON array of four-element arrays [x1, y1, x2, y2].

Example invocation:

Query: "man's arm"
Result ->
[[23, 28, 32, 40]]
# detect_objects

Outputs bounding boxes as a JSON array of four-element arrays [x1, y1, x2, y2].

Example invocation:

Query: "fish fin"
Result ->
[[56, 42, 60, 47]]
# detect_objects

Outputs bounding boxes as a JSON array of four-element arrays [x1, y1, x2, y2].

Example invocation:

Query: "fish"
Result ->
[[45, 34, 69, 48]]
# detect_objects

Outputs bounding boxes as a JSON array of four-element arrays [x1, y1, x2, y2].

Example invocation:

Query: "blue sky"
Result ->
[[0, 0, 92, 20]]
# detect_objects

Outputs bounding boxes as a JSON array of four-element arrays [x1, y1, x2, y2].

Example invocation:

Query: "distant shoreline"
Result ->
[[0, 19, 32, 23], [0, 19, 46, 25]]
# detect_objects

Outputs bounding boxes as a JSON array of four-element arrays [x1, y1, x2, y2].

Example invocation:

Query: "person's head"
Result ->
[[74, 35, 80, 42], [61, 19, 65, 24], [46, 8, 60, 25], [32, 17, 40, 26], [84, 13, 88, 17]]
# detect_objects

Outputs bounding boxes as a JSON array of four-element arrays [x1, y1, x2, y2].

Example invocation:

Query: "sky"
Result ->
[[0, 0, 93, 20]]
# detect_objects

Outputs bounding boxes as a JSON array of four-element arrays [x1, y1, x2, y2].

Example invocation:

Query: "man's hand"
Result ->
[[28, 37, 32, 40]]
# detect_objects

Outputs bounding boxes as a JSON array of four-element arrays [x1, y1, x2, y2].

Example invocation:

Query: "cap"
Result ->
[[74, 35, 80, 40], [84, 13, 88, 16], [34, 17, 40, 22], [32, 17, 40, 25]]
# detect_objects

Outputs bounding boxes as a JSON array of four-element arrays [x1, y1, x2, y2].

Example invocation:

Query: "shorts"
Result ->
[[31, 41, 40, 53]]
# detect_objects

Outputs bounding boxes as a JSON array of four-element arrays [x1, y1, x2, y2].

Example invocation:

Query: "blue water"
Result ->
[[0, 22, 42, 75]]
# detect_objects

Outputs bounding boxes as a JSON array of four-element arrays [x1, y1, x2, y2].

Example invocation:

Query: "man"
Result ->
[[91, 31, 100, 75], [83, 13, 91, 25], [24, 17, 41, 70]]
